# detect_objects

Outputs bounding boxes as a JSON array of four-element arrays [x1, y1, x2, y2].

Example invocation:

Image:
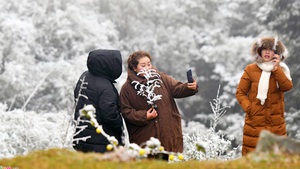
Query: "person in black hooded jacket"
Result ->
[[73, 49, 123, 153]]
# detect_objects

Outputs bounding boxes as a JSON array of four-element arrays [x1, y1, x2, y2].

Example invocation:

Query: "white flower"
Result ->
[[84, 104, 96, 113], [196, 140, 207, 153], [79, 104, 96, 118], [129, 143, 141, 151], [108, 136, 119, 146], [90, 118, 98, 127], [146, 137, 161, 148]]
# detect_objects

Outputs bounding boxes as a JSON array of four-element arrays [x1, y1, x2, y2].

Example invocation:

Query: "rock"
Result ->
[[255, 130, 300, 155]]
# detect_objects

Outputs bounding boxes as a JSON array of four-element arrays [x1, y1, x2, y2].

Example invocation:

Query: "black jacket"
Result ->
[[73, 49, 123, 153]]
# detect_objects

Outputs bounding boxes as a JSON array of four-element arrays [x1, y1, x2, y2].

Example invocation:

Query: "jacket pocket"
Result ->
[[247, 106, 252, 119], [249, 101, 265, 119], [244, 102, 252, 119]]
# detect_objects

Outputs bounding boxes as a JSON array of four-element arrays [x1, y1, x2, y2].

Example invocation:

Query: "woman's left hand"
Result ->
[[187, 79, 198, 91]]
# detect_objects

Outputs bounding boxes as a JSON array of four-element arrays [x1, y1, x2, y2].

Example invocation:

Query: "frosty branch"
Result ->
[[78, 104, 185, 162], [210, 85, 230, 131], [72, 75, 91, 145], [76, 105, 119, 148], [132, 69, 163, 107], [74, 75, 88, 106]]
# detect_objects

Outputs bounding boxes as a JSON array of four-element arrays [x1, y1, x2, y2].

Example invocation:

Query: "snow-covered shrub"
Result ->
[[182, 85, 240, 160], [183, 126, 238, 160], [0, 103, 74, 158], [285, 108, 300, 139]]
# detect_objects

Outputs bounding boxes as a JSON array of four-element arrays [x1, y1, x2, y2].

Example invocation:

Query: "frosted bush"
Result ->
[[182, 85, 240, 160], [285, 109, 300, 139], [0, 103, 8, 112], [0, 105, 74, 158], [182, 120, 207, 135], [183, 127, 238, 160]]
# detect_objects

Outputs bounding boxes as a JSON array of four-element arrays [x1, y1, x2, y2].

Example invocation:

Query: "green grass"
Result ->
[[0, 148, 300, 169]]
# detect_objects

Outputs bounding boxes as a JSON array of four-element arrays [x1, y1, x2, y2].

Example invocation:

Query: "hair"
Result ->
[[127, 50, 152, 70], [251, 36, 288, 62]]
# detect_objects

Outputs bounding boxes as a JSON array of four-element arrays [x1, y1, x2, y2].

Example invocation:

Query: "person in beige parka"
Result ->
[[236, 36, 293, 155]]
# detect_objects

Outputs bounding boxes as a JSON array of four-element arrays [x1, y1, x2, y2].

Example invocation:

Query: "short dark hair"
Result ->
[[127, 51, 152, 70]]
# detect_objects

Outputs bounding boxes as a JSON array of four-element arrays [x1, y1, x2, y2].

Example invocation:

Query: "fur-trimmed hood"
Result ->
[[251, 36, 288, 62]]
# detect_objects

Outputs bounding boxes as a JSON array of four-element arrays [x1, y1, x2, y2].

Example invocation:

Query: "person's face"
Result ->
[[134, 56, 152, 74], [261, 48, 275, 62]]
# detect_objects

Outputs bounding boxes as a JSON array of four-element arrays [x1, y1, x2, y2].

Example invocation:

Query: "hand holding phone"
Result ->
[[187, 69, 193, 83]]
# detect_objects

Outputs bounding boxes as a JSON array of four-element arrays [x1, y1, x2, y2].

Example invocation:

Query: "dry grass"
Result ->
[[0, 148, 300, 169]]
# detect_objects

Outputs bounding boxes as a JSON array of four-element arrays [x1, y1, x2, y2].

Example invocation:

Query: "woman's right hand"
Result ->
[[272, 54, 280, 71], [146, 107, 158, 120]]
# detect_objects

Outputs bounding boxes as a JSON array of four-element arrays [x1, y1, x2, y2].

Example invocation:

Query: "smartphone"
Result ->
[[187, 69, 193, 83]]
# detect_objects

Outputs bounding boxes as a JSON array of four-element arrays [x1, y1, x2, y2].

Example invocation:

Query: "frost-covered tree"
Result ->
[[0, 103, 74, 158], [0, 0, 120, 112], [0, 1, 299, 160]]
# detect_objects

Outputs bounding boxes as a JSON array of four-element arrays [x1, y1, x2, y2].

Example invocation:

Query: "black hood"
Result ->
[[87, 49, 122, 81]]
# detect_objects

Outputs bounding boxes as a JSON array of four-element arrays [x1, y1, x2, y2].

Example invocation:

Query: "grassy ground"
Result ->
[[0, 148, 300, 169]]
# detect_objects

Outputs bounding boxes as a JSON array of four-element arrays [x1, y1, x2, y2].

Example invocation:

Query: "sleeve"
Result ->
[[236, 67, 252, 113], [273, 66, 293, 92], [119, 85, 148, 126], [161, 73, 198, 99], [98, 87, 123, 130]]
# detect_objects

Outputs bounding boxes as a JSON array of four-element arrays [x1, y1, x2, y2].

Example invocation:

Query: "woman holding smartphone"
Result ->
[[236, 36, 293, 155], [120, 50, 198, 158]]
